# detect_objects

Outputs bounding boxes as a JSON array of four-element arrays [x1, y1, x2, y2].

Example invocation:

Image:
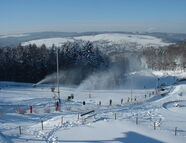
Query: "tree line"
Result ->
[[0, 41, 109, 84], [0, 40, 185, 84], [142, 41, 186, 71]]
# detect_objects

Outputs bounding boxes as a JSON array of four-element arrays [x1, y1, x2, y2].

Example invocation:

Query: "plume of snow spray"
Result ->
[[76, 54, 157, 90], [35, 72, 58, 85], [35, 53, 155, 89], [35, 68, 85, 86]]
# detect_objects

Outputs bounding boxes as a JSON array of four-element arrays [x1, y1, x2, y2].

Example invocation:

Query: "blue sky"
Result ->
[[0, 0, 186, 34]]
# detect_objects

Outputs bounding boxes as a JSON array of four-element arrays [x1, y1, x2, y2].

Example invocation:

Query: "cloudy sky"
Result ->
[[0, 0, 186, 34]]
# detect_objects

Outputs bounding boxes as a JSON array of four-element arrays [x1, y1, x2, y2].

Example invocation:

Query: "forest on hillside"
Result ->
[[142, 41, 186, 71], [0, 40, 185, 85], [0, 42, 109, 84]]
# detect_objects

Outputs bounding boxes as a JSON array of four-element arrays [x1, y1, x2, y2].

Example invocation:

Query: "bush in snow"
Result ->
[[65, 107, 72, 111], [33, 109, 39, 114], [16, 108, 26, 115], [44, 108, 51, 113]]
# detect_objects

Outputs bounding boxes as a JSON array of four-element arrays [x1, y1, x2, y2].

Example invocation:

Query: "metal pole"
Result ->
[[175, 127, 177, 136], [56, 48, 60, 101], [131, 75, 133, 101], [41, 120, 44, 130], [61, 117, 63, 125], [157, 78, 160, 88], [19, 126, 21, 135]]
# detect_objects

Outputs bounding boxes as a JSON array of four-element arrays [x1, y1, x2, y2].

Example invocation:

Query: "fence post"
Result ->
[[175, 127, 177, 136], [115, 113, 116, 120], [136, 117, 138, 125], [41, 120, 44, 130], [19, 126, 21, 135], [153, 122, 156, 130], [61, 117, 63, 125]]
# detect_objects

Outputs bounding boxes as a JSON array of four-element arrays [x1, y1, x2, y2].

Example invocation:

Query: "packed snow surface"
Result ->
[[22, 33, 171, 48], [0, 70, 186, 143]]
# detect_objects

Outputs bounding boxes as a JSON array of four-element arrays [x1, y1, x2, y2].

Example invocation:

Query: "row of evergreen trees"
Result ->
[[0, 41, 109, 83]]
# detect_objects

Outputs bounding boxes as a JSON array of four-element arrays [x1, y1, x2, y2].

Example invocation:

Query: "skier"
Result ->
[[127, 97, 130, 102], [56, 101, 59, 111], [109, 99, 112, 106], [134, 96, 137, 101], [121, 98, 123, 104]]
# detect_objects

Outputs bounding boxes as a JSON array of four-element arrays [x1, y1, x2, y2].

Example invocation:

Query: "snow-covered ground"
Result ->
[[22, 38, 74, 47], [22, 33, 171, 48], [0, 70, 186, 143], [74, 33, 171, 47]]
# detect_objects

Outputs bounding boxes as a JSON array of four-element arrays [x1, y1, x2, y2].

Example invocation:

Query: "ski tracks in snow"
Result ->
[[26, 89, 171, 143]]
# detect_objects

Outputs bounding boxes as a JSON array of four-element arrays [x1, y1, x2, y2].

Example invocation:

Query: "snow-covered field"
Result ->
[[74, 33, 171, 47], [22, 33, 171, 48], [0, 70, 186, 143], [0, 34, 29, 39], [22, 37, 74, 47]]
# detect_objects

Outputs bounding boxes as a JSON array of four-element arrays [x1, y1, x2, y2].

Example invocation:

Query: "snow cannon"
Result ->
[[32, 84, 37, 88], [173, 103, 180, 107]]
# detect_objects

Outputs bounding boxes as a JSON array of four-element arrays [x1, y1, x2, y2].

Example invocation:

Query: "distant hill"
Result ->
[[22, 33, 171, 48], [1, 31, 186, 47]]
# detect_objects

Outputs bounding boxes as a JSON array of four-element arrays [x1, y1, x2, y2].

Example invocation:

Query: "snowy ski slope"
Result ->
[[0, 70, 186, 143]]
